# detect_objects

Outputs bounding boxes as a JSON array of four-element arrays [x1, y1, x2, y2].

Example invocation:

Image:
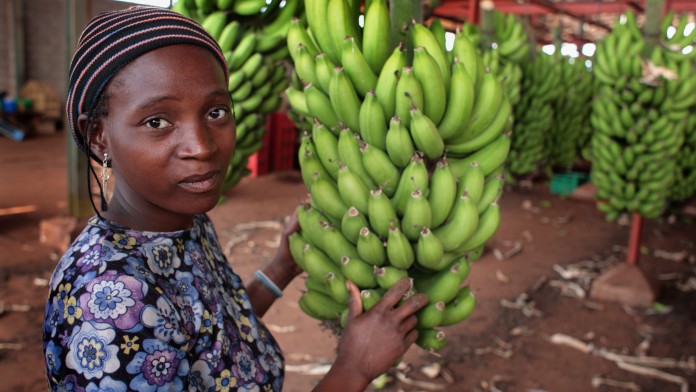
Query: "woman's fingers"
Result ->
[[371, 278, 416, 311], [346, 280, 363, 322], [399, 314, 419, 335], [392, 291, 428, 321]]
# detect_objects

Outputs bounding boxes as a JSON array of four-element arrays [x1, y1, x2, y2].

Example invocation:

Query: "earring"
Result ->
[[101, 153, 110, 211]]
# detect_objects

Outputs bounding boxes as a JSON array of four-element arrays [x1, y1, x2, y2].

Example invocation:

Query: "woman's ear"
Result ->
[[77, 113, 108, 158]]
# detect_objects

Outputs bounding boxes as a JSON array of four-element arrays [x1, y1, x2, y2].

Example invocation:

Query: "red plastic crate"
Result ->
[[268, 112, 297, 172], [246, 123, 272, 177]]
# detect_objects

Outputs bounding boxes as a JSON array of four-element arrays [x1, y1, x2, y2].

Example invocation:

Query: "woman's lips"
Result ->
[[178, 171, 220, 193]]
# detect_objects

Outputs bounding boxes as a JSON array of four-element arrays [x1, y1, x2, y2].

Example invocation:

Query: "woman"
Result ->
[[43, 6, 427, 391]]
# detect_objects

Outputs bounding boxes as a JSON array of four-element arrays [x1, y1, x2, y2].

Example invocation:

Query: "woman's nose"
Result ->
[[178, 121, 217, 159]]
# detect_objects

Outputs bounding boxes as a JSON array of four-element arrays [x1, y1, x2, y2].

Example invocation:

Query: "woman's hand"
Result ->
[[329, 279, 429, 387], [271, 213, 303, 278]]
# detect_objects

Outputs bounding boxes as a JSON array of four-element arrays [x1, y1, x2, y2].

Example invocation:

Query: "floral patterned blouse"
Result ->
[[43, 214, 284, 391]]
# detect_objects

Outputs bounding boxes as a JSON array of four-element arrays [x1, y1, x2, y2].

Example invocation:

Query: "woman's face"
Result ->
[[97, 44, 235, 231]]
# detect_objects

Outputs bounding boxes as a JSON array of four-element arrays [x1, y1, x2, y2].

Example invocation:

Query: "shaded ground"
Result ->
[[1, 132, 695, 392]]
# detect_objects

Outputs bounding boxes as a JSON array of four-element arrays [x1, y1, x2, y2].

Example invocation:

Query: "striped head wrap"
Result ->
[[67, 6, 228, 160]]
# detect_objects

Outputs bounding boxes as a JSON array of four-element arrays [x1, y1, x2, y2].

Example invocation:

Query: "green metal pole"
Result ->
[[480, 1, 495, 51], [642, 0, 664, 58], [66, 0, 93, 219], [389, 0, 422, 63]]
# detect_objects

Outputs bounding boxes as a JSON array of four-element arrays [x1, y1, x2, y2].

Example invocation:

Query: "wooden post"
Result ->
[[65, 0, 94, 219]]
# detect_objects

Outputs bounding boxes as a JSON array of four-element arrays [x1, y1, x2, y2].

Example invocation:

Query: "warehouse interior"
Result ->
[[1, 1, 695, 391]]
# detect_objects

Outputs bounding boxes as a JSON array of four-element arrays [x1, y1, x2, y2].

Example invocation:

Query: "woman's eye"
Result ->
[[145, 118, 172, 129], [208, 108, 228, 120]]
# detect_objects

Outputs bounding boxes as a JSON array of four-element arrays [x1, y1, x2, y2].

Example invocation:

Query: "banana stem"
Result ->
[[642, 0, 664, 58], [480, 2, 495, 51], [389, 0, 422, 63]]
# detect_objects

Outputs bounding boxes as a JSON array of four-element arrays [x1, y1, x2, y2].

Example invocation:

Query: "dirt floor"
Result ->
[[1, 132, 695, 392]]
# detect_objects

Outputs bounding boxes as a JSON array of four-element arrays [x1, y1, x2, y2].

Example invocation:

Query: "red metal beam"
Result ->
[[435, 0, 696, 17]]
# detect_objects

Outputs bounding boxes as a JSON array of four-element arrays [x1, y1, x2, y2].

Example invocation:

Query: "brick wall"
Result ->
[[0, 2, 11, 96], [21, 0, 132, 99]]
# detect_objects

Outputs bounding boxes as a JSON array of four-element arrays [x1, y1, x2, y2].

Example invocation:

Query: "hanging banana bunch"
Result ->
[[548, 57, 594, 169], [173, 0, 304, 190], [507, 51, 561, 177], [285, 0, 511, 352], [481, 11, 529, 107], [591, 10, 693, 220], [660, 12, 696, 203]]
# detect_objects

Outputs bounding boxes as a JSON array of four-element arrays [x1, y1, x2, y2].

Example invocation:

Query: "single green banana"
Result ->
[[310, 173, 348, 221], [416, 329, 446, 352], [448, 71, 503, 143], [385, 116, 416, 168], [449, 133, 511, 176], [312, 121, 341, 179], [360, 141, 401, 197], [412, 22, 450, 90], [447, 96, 511, 153], [357, 227, 387, 266], [337, 163, 370, 215], [412, 46, 447, 125], [368, 188, 400, 238], [409, 105, 445, 160], [305, 83, 341, 130], [295, 44, 319, 86], [457, 162, 485, 205], [392, 153, 429, 216], [440, 287, 475, 326], [416, 227, 445, 270], [341, 256, 379, 288], [326, 272, 349, 304], [359, 90, 388, 150], [329, 67, 362, 133], [375, 44, 407, 122], [338, 128, 376, 189], [374, 265, 409, 290], [428, 158, 458, 228], [432, 193, 479, 251], [299, 289, 344, 320], [362, 0, 390, 74], [454, 201, 501, 252], [437, 59, 476, 140], [303, 243, 342, 280], [339, 204, 368, 242], [401, 189, 433, 241], [395, 67, 424, 129], [385, 224, 414, 269], [416, 301, 445, 329], [342, 36, 378, 97]]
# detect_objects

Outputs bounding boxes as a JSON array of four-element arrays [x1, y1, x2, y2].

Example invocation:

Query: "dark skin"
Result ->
[[80, 44, 428, 391]]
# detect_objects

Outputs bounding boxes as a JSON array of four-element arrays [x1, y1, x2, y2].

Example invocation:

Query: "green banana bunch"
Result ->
[[548, 57, 594, 169], [176, 0, 306, 191], [285, 1, 511, 353], [591, 10, 691, 220], [660, 15, 696, 204], [506, 50, 561, 177]]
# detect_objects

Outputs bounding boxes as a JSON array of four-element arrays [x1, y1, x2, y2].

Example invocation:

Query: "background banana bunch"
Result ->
[[548, 57, 594, 169], [284, 0, 511, 352], [661, 13, 696, 203], [507, 51, 561, 177], [479, 11, 529, 108], [590, 10, 693, 220], [173, 0, 304, 191]]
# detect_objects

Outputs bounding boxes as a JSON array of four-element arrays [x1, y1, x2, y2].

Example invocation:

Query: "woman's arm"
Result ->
[[246, 215, 302, 317], [312, 279, 428, 392]]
